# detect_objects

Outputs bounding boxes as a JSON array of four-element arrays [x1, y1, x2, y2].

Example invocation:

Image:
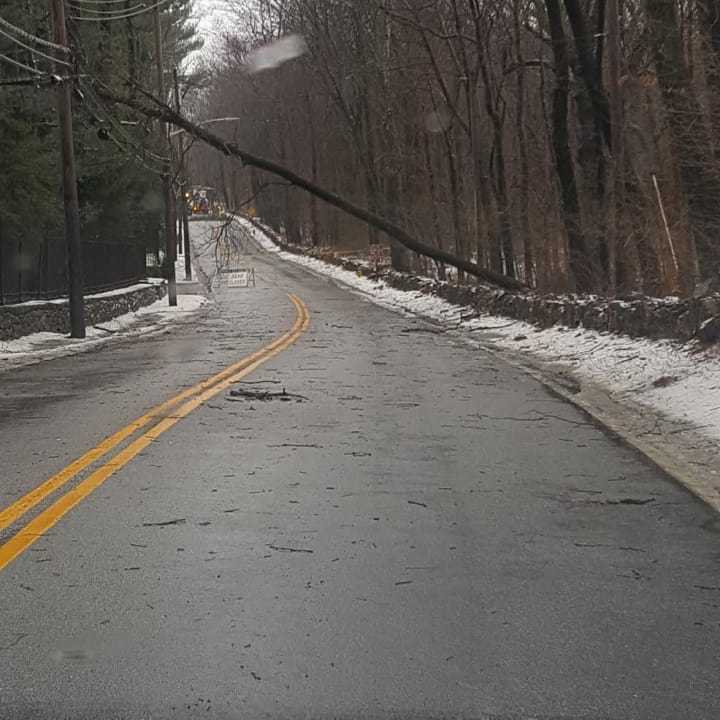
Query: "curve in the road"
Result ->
[[0, 293, 310, 573]]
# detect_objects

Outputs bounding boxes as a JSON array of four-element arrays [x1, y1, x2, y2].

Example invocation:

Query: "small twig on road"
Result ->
[[604, 497, 656, 506], [267, 443, 323, 448], [474, 413, 545, 423], [401, 326, 446, 335], [228, 388, 309, 402], [267, 545, 314, 554]]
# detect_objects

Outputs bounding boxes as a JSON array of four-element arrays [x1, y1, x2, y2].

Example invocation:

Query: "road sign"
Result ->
[[225, 268, 256, 288]]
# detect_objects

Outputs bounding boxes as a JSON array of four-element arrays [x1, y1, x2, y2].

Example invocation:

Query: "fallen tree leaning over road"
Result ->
[[93, 84, 526, 292]]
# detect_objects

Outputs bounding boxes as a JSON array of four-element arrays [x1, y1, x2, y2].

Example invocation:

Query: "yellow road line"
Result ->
[[0, 293, 309, 537], [0, 293, 309, 573]]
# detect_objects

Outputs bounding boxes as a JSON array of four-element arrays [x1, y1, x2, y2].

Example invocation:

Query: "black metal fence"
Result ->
[[0, 235, 147, 305]]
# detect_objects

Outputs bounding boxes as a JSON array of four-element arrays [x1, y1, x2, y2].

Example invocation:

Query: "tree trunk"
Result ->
[[513, 0, 533, 284], [305, 93, 321, 247], [605, 0, 622, 294], [387, 172, 412, 272], [444, 128, 466, 282], [423, 133, 446, 280], [544, 0, 592, 291], [645, 0, 720, 285], [490, 114, 516, 278], [562, 0, 611, 149]]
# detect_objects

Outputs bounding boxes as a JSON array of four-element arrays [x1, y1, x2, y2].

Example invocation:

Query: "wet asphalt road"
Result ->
[[0, 221, 718, 720]]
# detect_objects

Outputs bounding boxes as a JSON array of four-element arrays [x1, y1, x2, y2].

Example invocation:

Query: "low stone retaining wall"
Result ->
[[253, 221, 719, 343], [0, 283, 167, 341], [346, 264, 720, 343]]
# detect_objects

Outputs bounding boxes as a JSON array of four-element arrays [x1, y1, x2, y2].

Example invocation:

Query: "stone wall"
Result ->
[[0, 283, 167, 341], [255, 222, 720, 343]]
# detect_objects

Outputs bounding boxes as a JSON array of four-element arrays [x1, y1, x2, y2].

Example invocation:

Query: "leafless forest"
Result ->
[[189, 0, 720, 296]]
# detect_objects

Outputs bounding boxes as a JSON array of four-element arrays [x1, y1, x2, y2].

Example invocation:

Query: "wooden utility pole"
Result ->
[[173, 67, 192, 281], [154, 6, 177, 305], [51, 0, 85, 337]]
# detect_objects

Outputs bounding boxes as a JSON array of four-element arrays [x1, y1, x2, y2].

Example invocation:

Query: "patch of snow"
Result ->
[[174, 252, 196, 283], [240, 217, 720, 445], [0, 294, 207, 371], [3, 281, 163, 308]]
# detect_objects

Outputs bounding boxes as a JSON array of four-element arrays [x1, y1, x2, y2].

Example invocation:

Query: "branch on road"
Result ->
[[92, 83, 527, 292]]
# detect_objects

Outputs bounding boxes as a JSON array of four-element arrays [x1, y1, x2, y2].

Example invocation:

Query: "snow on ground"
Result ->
[[2, 279, 164, 308], [0, 293, 207, 371], [246, 219, 720, 444], [174, 251, 196, 282]]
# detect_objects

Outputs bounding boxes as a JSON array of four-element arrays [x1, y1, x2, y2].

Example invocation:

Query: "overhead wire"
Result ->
[[0, 73, 80, 87], [77, 75, 169, 175], [72, 0, 141, 4], [0, 26, 72, 67], [0, 7, 174, 174], [0, 74, 43, 86], [67, 2, 149, 15], [0, 15, 70, 54], [80, 99, 167, 175], [0, 52, 45, 74], [88, 83, 171, 164], [65, 18, 170, 170], [68, 0, 175, 21]]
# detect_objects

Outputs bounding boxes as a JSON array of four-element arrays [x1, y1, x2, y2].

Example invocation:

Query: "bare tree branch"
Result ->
[[93, 82, 527, 291]]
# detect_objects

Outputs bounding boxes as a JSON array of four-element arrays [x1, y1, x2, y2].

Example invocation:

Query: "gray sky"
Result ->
[[190, 0, 231, 61]]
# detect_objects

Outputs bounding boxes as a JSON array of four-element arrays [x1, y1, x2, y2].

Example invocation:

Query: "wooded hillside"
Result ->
[[193, 0, 720, 296]]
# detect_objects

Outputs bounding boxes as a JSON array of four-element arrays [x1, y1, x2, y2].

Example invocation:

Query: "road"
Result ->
[[0, 220, 718, 720]]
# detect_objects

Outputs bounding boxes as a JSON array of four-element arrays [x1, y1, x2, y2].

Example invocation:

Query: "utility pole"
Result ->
[[154, 6, 177, 306], [173, 67, 192, 281], [51, 0, 85, 337]]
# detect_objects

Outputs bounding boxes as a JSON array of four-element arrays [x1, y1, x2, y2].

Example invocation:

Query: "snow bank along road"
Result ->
[[0, 220, 718, 720], [249, 219, 720, 513]]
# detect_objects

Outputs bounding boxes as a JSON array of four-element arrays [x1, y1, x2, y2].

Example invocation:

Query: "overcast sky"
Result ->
[[190, 0, 231, 61]]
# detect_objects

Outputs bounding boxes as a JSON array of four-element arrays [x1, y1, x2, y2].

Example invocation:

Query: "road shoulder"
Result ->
[[0, 292, 209, 373], [243, 218, 720, 514]]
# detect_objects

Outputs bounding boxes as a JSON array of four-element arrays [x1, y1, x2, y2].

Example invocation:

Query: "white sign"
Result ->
[[225, 268, 255, 288], [227, 270, 249, 288]]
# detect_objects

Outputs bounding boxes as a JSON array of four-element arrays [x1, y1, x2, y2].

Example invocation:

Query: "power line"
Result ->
[[0, 52, 45, 74], [72, 0, 140, 4], [0, 26, 73, 67], [0, 73, 81, 87], [65, 20, 170, 169], [0, 15, 70, 54], [0, 74, 43, 86], [67, 2, 148, 15], [77, 76, 169, 171], [68, 0, 175, 21]]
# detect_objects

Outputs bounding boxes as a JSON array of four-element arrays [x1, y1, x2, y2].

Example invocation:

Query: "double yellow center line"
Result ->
[[0, 293, 310, 573]]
